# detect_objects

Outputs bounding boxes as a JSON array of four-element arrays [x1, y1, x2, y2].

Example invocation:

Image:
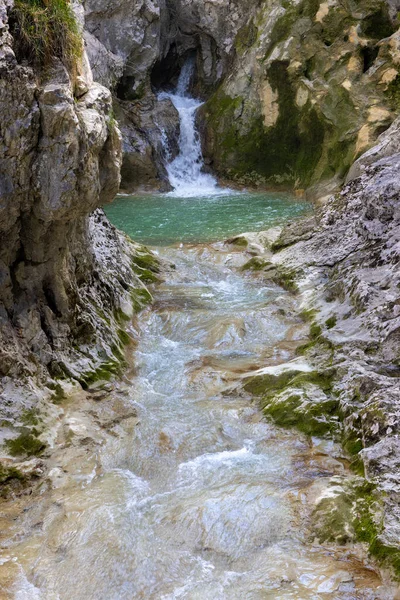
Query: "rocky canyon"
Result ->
[[1, 0, 400, 596]]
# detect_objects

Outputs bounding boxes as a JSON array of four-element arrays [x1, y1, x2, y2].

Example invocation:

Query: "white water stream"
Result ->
[[160, 60, 221, 197]]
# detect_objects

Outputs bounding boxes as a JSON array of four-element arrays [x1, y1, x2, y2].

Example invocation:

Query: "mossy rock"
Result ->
[[79, 359, 122, 389], [271, 267, 299, 293], [204, 60, 326, 187], [5, 433, 46, 457], [325, 315, 337, 329], [48, 382, 67, 404], [130, 287, 153, 312], [21, 408, 41, 427], [0, 464, 25, 484], [299, 308, 317, 322], [241, 257, 271, 271], [244, 369, 302, 396], [312, 477, 379, 545], [245, 367, 338, 437], [132, 249, 161, 275], [309, 322, 322, 339], [261, 388, 340, 437], [235, 19, 258, 54], [225, 236, 248, 248], [202, 0, 395, 189], [312, 476, 400, 577]]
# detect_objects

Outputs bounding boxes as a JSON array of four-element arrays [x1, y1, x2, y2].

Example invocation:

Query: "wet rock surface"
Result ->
[[1, 242, 398, 599], [239, 117, 400, 578]]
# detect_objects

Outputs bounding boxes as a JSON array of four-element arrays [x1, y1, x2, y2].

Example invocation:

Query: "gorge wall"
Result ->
[[81, 0, 400, 198], [0, 0, 158, 450], [200, 0, 400, 197]]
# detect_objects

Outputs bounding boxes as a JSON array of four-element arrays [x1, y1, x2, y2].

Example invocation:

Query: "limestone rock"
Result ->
[[269, 115, 400, 575], [200, 0, 399, 193], [0, 1, 158, 454]]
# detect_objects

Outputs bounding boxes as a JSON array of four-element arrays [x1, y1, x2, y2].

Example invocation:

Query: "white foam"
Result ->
[[160, 60, 221, 198], [178, 447, 251, 473], [241, 357, 313, 379]]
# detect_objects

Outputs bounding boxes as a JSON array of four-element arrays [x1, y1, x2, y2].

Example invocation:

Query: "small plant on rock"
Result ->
[[9, 0, 82, 69]]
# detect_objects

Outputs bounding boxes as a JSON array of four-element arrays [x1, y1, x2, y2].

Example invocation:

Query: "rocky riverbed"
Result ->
[[1, 0, 400, 595]]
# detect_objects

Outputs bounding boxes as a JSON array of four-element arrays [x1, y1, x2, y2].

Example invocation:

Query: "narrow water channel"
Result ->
[[1, 61, 395, 600], [4, 241, 394, 599]]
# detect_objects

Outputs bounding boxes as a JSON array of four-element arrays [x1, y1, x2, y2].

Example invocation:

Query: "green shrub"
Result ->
[[9, 0, 82, 68]]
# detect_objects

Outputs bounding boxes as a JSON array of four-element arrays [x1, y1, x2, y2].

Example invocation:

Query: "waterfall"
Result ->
[[160, 60, 219, 198]]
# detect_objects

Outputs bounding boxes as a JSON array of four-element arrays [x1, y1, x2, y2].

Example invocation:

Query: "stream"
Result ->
[[0, 62, 396, 600]]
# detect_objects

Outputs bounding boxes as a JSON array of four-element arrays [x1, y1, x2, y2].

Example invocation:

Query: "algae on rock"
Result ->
[[199, 0, 398, 197]]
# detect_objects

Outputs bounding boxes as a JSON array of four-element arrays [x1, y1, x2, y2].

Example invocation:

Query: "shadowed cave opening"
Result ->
[[151, 47, 199, 93]]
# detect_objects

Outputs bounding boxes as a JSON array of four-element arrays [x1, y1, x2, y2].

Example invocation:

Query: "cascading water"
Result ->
[[160, 60, 220, 197]]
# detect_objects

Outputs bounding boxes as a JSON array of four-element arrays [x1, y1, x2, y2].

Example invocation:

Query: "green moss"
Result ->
[[117, 328, 131, 346], [299, 308, 317, 322], [226, 236, 248, 247], [370, 539, 400, 579], [299, 0, 320, 19], [79, 361, 120, 389], [241, 257, 270, 271], [313, 475, 400, 576], [235, 20, 258, 54], [386, 74, 400, 109], [114, 307, 131, 323], [244, 369, 301, 396], [130, 287, 153, 312], [310, 322, 322, 339], [245, 367, 338, 437], [210, 61, 325, 187], [5, 433, 46, 457], [264, 9, 296, 60], [271, 267, 299, 293], [295, 335, 334, 357], [9, 0, 82, 69], [289, 370, 335, 393], [318, 6, 355, 45], [131, 251, 161, 284], [49, 383, 66, 404], [343, 433, 364, 457], [132, 252, 160, 273], [203, 0, 394, 188], [325, 315, 337, 329], [0, 464, 26, 485], [21, 409, 40, 427], [244, 368, 334, 396], [361, 5, 394, 40], [262, 392, 339, 436], [313, 478, 378, 545]]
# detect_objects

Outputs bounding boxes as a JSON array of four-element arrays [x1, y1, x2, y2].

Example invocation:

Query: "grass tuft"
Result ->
[[9, 0, 82, 69]]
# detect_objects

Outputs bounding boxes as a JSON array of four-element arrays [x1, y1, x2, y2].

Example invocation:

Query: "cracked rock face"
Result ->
[[0, 1, 150, 406], [270, 116, 400, 574]]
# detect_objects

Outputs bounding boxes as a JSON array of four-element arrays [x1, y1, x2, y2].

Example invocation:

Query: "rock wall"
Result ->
[[0, 1, 156, 446], [80, 0, 400, 196], [199, 0, 400, 198], [237, 117, 400, 576]]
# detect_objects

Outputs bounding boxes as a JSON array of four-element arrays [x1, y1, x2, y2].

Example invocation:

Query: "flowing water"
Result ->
[[1, 243, 394, 599], [160, 59, 219, 197], [0, 68, 396, 599]]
